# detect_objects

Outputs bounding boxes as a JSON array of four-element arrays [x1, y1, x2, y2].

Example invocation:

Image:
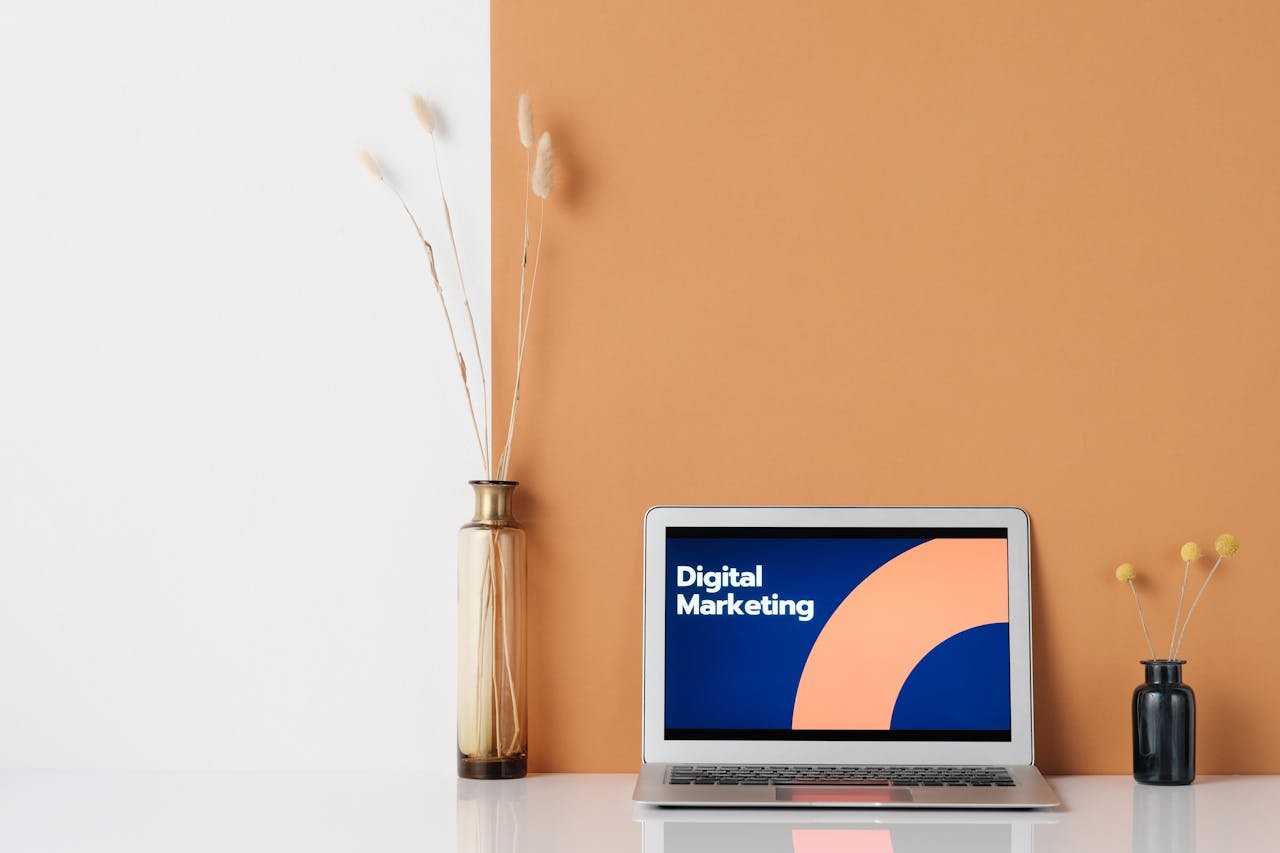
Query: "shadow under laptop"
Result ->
[[635, 806, 1057, 853]]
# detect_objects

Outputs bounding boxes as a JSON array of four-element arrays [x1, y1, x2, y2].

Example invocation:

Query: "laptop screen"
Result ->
[[664, 527, 1011, 742]]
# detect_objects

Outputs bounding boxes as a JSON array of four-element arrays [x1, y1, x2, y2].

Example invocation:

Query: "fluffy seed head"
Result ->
[[1115, 562, 1136, 582], [358, 149, 383, 181], [532, 131, 553, 198], [411, 93, 437, 133], [518, 93, 534, 148], [1180, 541, 1202, 562], [1214, 533, 1239, 558]]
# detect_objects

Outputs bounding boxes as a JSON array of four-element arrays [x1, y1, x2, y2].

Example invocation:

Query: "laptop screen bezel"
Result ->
[[641, 505, 1035, 766]]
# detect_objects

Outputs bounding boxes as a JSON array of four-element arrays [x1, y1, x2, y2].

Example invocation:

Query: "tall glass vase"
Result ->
[[457, 480, 527, 779]]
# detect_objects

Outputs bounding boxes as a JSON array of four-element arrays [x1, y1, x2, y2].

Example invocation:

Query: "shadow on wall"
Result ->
[[1029, 536, 1072, 773]]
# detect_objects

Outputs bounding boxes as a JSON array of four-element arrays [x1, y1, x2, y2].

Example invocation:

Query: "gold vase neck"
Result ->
[[470, 480, 518, 523]]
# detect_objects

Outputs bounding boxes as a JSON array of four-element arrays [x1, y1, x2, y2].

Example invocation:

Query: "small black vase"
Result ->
[[1132, 659, 1195, 785]]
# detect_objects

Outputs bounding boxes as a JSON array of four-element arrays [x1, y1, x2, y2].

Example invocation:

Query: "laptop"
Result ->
[[632, 506, 1058, 808]]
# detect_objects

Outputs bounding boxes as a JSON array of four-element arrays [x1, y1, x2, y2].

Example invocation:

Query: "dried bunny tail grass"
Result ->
[[531, 132, 553, 198], [411, 93, 437, 133], [361, 149, 486, 472], [499, 99, 537, 478], [358, 149, 384, 181], [499, 136, 552, 479], [389, 199, 487, 474], [518, 94, 534, 148], [425, 122, 491, 474]]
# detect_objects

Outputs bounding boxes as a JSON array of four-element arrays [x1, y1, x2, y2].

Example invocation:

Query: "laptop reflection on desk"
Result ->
[[637, 806, 1057, 853]]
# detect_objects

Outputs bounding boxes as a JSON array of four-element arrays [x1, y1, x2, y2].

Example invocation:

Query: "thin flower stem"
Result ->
[[491, 530, 522, 754], [430, 135, 491, 477], [385, 185, 487, 472], [473, 536, 500, 754], [1128, 580, 1157, 661], [1168, 560, 1191, 659], [1174, 556, 1223, 658], [522, 199, 547, 348], [520, 147, 531, 338], [474, 542, 495, 755], [498, 200, 546, 480], [485, 554, 500, 752], [477, 535, 521, 758], [497, 150, 532, 479]]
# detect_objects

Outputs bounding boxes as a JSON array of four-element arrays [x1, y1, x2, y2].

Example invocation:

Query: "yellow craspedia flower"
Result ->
[[1180, 541, 1202, 561], [1115, 562, 1136, 582], [1214, 533, 1239, 558]]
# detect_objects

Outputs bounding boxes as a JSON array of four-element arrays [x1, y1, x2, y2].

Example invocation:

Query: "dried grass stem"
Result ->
[[1128, 579, 1158, 661], [1173, 556, 1223, 658], [385, 183, 487, 472], [430, 135, 492, 477], [498, 198, 546, 479], [1168, 560, 1191, 659]]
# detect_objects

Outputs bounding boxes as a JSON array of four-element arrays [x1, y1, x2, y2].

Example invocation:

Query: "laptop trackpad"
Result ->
[[776, 786, 914, 804]]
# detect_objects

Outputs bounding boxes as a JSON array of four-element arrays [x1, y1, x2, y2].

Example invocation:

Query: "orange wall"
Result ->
[[491, 2, 1280, 773]]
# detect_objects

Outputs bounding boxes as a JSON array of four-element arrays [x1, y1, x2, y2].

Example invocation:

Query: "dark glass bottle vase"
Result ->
[[1132, 660, 1195, 785]]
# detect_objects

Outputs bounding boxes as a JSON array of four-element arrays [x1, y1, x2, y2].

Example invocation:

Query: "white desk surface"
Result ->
[[0, 771, 1274, 852]]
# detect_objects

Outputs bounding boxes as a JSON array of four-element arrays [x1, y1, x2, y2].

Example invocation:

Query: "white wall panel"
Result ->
[[0, 0, 489, 771]]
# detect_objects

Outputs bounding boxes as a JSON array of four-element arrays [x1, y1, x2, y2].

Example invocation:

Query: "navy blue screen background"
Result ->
[[663, 533, 1011, 734]]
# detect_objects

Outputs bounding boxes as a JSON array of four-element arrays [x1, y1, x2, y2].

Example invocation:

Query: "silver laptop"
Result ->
[[632, 506, 1058, 808]]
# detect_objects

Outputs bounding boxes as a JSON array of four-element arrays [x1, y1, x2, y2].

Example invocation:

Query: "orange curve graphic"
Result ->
[[792, 538, 1008, 730]]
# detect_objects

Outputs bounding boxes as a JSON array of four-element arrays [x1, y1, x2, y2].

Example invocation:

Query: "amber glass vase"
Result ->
[[457, 480, 527, 779]]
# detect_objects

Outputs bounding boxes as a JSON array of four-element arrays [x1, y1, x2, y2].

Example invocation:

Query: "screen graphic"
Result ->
[[664, 527, 1011, 741]]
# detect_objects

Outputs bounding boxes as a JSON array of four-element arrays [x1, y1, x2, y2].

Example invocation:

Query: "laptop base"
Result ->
[[633, 763, 1059, 808]]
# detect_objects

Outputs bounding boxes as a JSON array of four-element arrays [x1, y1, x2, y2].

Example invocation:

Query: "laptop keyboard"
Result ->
[[666, 765, 1016, 787]]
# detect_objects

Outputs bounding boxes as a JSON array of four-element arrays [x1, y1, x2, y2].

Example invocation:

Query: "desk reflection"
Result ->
[[458, 776, 642, 853], [458, 779, 527, 853], [456, 778, 1055, 853], [637, 808, 1055, 853], [1132, 784, 1195, 853]]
